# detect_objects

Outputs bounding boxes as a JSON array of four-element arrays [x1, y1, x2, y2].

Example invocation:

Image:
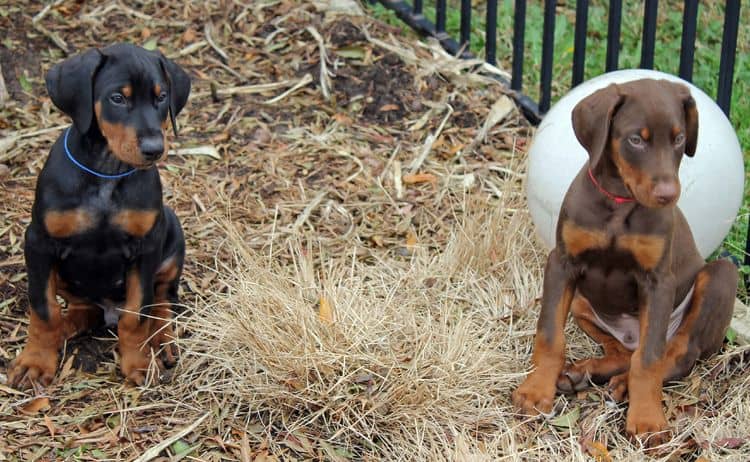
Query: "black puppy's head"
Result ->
[[46, 43, 191, 168]]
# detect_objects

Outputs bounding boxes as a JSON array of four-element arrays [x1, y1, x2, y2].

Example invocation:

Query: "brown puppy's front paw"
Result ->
[[8, 345, 59, 389], [626, 406, 669, 446], [513, 374, 556, 415]]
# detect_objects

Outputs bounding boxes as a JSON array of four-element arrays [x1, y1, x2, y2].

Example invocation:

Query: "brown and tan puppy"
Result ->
[[513, 78, 738, 445]]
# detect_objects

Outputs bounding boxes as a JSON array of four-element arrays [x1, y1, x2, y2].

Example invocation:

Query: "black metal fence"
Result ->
[[371, 0, 741, 122], [369, 0, 747, 287]]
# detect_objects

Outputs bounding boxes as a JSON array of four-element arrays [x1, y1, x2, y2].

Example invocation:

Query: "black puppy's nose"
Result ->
[[140, 136, 164, 161]]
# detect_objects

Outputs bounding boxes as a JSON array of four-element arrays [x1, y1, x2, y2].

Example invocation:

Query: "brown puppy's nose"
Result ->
[[653, 181, 679, 206]]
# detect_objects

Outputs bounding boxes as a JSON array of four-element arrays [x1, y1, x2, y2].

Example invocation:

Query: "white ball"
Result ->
[[526, 69, 745, 258]]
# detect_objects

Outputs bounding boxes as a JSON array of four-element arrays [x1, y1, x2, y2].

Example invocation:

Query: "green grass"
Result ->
[[369, 0, 749, 296]]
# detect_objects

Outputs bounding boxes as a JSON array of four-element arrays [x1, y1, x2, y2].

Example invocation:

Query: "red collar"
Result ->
[[587, 168, 634, 204]]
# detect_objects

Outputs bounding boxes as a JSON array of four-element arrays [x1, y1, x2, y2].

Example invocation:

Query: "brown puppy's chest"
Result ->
[[561, 220, 667, 272], [560, 216, 670, 316]]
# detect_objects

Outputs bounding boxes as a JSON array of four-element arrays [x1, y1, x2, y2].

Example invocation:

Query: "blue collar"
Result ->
[[64, 127, 137, 179]]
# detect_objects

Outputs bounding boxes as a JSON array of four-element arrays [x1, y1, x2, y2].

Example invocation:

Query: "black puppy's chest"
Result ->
[[40, 176, 163, 301]]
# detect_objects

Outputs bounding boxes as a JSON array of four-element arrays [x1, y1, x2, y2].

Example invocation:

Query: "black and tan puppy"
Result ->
[[9, 43, 191, 387], [513, 79, 737, 444]]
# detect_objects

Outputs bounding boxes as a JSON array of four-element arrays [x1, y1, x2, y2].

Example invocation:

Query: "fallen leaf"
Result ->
[[20, 397, 50, 415], [19, 74, 32, 93], [140, 27, 151, 40], [333, 113, 353, 125], [182, 28, 197, 43], [143, 38, 158, 51], [211, 132, 230, 143], [550, 406, 580, 429], [402, 173, 437, 185], [58, 353, 76, 381], [405, 231, 417, 251], [43, 414, 56, 437], [336, 46, 366, 60], [171, 439, 192, 455], [714, 437, 746, 449], [584, 440, 612, 462], [319, 296, 333, 324], [725, 326, 737, 344]]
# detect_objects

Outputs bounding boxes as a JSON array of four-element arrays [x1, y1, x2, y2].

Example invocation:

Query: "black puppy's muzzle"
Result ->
[[139, 135, 164, 162]]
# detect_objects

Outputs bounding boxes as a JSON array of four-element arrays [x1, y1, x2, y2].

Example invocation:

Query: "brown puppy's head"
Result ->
[[572, 78, 698, 208], [45, 43, 191, 169]]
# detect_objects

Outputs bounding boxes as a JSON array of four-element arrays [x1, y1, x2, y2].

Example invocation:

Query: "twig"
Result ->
[[169, 41, 208, 59], [204, 23, 229, 64], [133, 413, 209, 462], [192, 78, 306, 100], [205, 55, 249, 82], [32, 0, 63, 24], [289, 191, 327, 234], [393, 160, 403, 200], [305, 26, 331, 101], [168, 146, 221, 160], [33, 23, 69, 55], [335, 150, 364, 183], [116, 0, 153, 21], [408, 104, 453, 173], [264, 73, 313, 105], [0, 63, 10, 105], [460, 95, 515, 159]]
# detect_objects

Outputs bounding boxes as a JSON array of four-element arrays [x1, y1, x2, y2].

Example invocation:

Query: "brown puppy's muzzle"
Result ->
[[652, 178, 680, 207]]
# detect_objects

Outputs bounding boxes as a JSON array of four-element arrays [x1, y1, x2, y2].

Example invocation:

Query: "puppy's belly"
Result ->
[[57, 251, 129, 303], [576, 268, 639, 316]]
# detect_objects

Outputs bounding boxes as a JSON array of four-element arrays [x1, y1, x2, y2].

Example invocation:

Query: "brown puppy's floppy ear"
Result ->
[[45, 48, 104, 134], [571, 84, 624, 169], [671, 82, 699, 156], [158, 53, 191, 136]]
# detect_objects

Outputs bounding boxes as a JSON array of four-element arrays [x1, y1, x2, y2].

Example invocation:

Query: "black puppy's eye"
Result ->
[[157, 91, 167, 103], [674, 133, 685, 146], [110, 93, 126, 105], [628, 134, 644, 147]]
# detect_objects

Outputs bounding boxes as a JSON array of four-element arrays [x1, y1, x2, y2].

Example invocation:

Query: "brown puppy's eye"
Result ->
[[157, 91, 167, 103], [674, 133, 685, 146], [628, 134, 644, 148], [110, 93, 126, 105]]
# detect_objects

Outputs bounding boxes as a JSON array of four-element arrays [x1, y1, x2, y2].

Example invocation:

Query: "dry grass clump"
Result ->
[[177, 190, 545, 460]]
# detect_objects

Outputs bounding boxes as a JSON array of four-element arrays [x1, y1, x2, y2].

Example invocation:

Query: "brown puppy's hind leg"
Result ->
[[557, 294, 631, 396], [662, 260, 736, 382], [148, 258, 180, 368]]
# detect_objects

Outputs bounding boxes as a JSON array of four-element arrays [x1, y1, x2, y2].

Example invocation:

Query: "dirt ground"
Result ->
[[0, 1, 749, 461]]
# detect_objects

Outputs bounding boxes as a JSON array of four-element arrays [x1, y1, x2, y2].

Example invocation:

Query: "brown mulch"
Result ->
[[0, 1, 748, 461]]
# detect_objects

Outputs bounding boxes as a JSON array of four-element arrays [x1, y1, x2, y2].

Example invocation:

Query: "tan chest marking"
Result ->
[[561, 221, 609, 257], [111, 209, 159, 237], [44, 209, 95, 238], [616, 234, 666, 271]]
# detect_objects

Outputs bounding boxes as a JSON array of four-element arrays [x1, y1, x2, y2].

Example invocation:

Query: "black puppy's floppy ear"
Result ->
[[158, 54, 191, 136], [45, 48, 104, 134], [571, 84, 624, 169]]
